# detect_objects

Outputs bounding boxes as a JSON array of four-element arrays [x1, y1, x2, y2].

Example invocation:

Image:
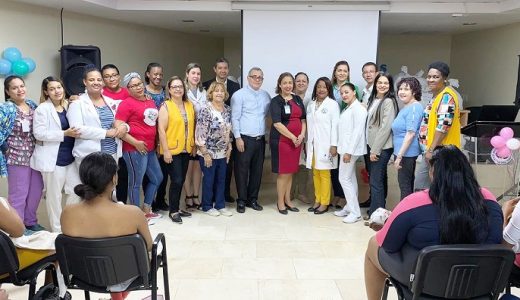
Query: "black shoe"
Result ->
[[278, 205, 288, 215], [307, 204, 320, 212], [169, 212, 182, 224], [286, 205, 299, 212], [237, 202, 246, 213], [314, 206, 329, 215], [246, 201, 263, 211], [226, 196, 235, 203], [179, 210, 192, 217], [359, 199, 371, 208]]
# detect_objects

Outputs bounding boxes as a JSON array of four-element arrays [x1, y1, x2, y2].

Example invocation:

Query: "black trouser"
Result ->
[[331, 160, 345, 198], [164, 153, 190, 213], [143, 156, 169, 209], [234, 135, 265, 205], [116, 157, 128, 203], [225, 139, 237, 201], [397, 156, 418, 201]]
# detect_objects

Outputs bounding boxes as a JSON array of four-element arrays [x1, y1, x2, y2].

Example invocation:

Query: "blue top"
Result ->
[[56, 110, 75, 166], [230, 85, 271, 138], [391, 102, 423, 157], [145, 88, 166, 108], [95, 105, 117, 155]]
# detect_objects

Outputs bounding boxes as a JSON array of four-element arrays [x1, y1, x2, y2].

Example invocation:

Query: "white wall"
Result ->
[[378, 34, 452, 76], [451, 22, 520, 107], [0, 0, 224, 102]]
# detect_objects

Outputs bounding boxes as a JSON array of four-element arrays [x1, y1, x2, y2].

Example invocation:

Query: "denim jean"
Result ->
[[199, 156, 227, 211], [123, 150, 164, 208], [368, 148, 393, 216], [414, 156, 431, 191]]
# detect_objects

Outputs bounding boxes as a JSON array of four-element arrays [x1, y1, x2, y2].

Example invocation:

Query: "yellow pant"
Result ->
[[0, 248, 55, 279], [312, 156, 331, 205]]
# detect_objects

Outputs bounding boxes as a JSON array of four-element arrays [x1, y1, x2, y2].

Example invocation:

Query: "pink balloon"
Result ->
[[497, 147, 512, 158], [500, 127, 514, 140], [491, 135, 506, 149]]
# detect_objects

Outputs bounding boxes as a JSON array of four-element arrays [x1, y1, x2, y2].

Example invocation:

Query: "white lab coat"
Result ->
[[305, 97, 340, 170], [337, 100, 368, 156], [66, 93, 122, 159], [30, 100, 66, 172]]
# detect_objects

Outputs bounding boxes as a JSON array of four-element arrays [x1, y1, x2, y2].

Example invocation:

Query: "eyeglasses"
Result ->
[[249, 75, 264, 81], [128, 82, 144, 89], [170, 85, 184, 90], [103, 74, 119, 80]]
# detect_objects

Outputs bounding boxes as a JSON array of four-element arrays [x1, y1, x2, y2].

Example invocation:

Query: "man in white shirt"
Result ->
[[361, 62, 378, 104]]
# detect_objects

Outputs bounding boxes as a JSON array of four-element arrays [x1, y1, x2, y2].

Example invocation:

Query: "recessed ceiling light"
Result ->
[[452, 13, 463, 17], [200, 29, 210, 32], [463, 22, 477, 26], [182, 20, 195, 23]]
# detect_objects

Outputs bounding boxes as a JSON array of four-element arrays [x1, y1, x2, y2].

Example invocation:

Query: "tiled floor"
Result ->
[[4, 180, 395, 300], [0, 160, 403, 299]]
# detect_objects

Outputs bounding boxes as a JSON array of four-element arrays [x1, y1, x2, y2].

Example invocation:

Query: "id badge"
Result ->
[[21, 119, 30, 133], [284, 104, 291, 114]]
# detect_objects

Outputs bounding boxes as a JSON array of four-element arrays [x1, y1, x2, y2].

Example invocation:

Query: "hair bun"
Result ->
[[74, 184, 97, 200]]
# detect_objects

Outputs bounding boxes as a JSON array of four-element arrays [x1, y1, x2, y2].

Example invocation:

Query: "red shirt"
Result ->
[[103, 87, 130, 101], [115, 96, 158, 152]]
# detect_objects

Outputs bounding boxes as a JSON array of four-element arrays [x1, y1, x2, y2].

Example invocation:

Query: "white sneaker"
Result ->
[[334, 209, 349, 217], [218, 208, 233, 217], [205, 208, 220, 217], [343, 214, 361, 224]]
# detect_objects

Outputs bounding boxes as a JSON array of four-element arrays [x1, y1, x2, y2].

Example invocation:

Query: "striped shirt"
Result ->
[[95, 105, 117, 155]]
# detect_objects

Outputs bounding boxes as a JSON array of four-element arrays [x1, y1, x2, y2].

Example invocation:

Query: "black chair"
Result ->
[[505, 264, 520, 295], [0, 231, 58, 300], [55, 233, 170, 300], [381, 244, 515, 300]]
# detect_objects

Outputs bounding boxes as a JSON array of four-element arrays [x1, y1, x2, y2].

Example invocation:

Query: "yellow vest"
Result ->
[[427, 86, 461, 149], [159, 100, 195, 155]]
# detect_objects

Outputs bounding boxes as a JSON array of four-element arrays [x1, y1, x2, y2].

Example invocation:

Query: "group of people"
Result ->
[[3, 54, 520, 300], [0, 57, 465, 232]]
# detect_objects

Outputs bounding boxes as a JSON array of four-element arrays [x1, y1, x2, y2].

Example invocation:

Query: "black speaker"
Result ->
[[60, 45, 101, 96]]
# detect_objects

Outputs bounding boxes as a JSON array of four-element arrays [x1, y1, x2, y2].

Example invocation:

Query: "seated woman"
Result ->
[[61, 152, 152, 300], [364, 145, 504, 300], [0, 196, 70, 299]]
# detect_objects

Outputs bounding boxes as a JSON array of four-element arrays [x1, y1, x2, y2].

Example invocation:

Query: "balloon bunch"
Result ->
[[490, 127, 520, 164], [0, 47, 36, 77]]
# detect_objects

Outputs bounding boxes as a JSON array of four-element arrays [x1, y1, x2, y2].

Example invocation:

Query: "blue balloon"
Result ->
[[11, 60, 29, 76], [23, 57, 36, 73], [0, 59, 11, 75], [3, 47, 22, 62]]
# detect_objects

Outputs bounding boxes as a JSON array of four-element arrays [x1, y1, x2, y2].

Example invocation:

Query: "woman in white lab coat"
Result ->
[[305, 77, 339, 214], [31, 76, 81, 232], [67, 67, 127, 163], [333, 83, 368, 224]]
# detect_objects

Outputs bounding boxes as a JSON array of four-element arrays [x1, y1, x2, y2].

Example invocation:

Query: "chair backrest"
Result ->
[[410, 244, 515, 299], [0, 231, 20, 276], [55, 234, 150, 288]]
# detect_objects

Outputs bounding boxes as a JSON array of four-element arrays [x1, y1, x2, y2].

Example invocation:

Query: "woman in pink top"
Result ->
[[115, 72, 163, 223]]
